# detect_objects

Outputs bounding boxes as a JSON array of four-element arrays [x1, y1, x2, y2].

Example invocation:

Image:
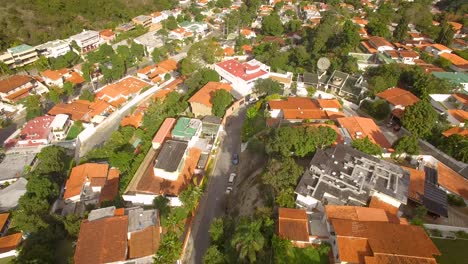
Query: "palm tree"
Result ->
[[231, 219, 265, 263]]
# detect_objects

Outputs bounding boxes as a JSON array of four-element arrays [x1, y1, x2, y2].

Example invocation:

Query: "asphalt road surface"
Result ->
[[184, 107, 246, 264]]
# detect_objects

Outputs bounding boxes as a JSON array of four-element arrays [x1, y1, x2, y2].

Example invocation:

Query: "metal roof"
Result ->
[[154, 140, 188, 172]]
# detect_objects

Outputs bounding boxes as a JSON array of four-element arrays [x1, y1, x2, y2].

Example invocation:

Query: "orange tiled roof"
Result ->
[[317, 99, 341, 109], [402, 166, 426, 203], [360, 41, 378, 53], [368, 36, 393, 48], [48, 100, 93, 121], [365, 254, 437, 264], [128, 226, 160, 259], [278, 208, 309, 242], [89, 99, 113, 117], [96, 77, 149, 101], [223, 47, 235, 56], [269, 97, 319, 110], [74, 216, 128, 264], [41, 68, 68, 81], [431, 44, 452, 52], [121, 110, 144, 128], [188, 82, 232, 107], [240, 28, 253, 36], [65, 71, 85, 85], [4, 86, 32, 102], [448, 109, 468, 122], [242, 45, 253, 52], [440, 52, 468, 67], [449, 21, 463, 32], [137, 64, 155, 75], [0, 233, 22, 254], [157, 59, 177, 72], [64, 163, 110, 199], [442, 127, 468, 137], [376, 87, 420, 108], [332, 219, 440, 262], [368, 197, 400, 222], [326, 205, 392, 223], [0, 213, 9, 230], [453, 93, 468, 106], [100, 29, 115, 38], [337, 116, 391, 149], [438, 162, 468, 199], [337, 236, 371, 263]]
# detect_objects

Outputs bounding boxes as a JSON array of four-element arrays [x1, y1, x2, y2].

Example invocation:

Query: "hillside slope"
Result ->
[[0, 0, 177, 50]]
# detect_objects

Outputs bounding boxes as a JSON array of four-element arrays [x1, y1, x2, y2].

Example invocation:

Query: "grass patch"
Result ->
[[0, 256, 15, 264], [66, 123, 85, 140], [432, 238, 468, 264], [290, 246, 329, 264]]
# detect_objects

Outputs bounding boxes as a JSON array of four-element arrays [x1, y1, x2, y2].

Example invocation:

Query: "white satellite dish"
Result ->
[[317, 57, 331, 71]]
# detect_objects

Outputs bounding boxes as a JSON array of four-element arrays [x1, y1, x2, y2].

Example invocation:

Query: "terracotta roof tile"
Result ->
[[0, 213, 9, 230], [0, 75, 34, 93], [64, 163, 109, 200], [189, 82, 232, 107], [48, 100, 93, 121], [442, 127, 468, 137], [326, 205, 391, 223], [74, 216, 128, 264], [65, 71, 85, 85], [376, 88, 420, 107], [368, 36, 393, 48], [402, 166, 426, 202], [278, 208, 309, 242], [453, 93, 468, 106], [440, 53, 468, 67], [337, 236, 371, 263], [447, 109, 468, 122], [368, 196, 400, 222], [4, 86, 32, 102], [152, 118, 176, 145], [269, 97, 319, 110], [317, 99, 341, 109], [0, 233, 22, 254], [99, 168, 120, 204], [337, 116, 391, 149], [128, 226, 160, 259], [437, 162, 468, 199]]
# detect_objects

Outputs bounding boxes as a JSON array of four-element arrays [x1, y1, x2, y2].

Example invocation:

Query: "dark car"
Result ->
[[232, 154, 239, 165]]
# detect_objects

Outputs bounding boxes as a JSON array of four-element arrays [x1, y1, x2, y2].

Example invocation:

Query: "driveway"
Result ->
[[183, 107, 246, 264]]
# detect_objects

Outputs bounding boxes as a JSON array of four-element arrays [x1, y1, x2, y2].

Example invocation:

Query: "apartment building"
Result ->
[[70, 30, 101, 53], [35, 39, 71, 58], [0, 44, 38, 69]]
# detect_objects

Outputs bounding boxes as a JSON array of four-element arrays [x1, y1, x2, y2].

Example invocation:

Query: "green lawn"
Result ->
[[291, 247, 329, 264], [0, 256, 15, 264], [65, 123, 84, 140], [432, 238, 468, 264]]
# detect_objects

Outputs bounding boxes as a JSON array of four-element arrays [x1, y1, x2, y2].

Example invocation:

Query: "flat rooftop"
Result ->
[[0, 152, 36, 181], [154, 140, 188, 172]]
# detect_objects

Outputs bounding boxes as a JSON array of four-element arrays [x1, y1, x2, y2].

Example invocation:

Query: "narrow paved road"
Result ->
[[184, 107, 246, 264]]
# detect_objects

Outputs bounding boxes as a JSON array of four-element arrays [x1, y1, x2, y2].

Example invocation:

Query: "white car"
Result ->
[[225, 186, 232, 194], [226, 173, 236, 194]]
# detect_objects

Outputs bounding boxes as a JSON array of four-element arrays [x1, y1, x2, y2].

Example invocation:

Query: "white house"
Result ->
[[430, 93, 468, 127], [215, 59, 270, 96], [50, 114, 71, 141], [425, 44, 453, 56], [150, 11, 168, 24], [69, 30, 101, 53], [35, 39, 71, 58], [169, 28, 193, 40]]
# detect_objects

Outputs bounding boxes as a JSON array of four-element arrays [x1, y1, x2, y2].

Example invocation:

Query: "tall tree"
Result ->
[[24, 95, 43, 121], [393, 136, 419, 158], [252, 79, 282, 96], [402, 100, 438, 137], [394, 16, 409, 42], [153, 232, 182, 264], [204, 246, 225, 264], [351, 137, 383, 156], [231, 219, 265, 263], [211, 89, 233, 117], [262, 157, 304, 194], [261, 14, 284, 36]]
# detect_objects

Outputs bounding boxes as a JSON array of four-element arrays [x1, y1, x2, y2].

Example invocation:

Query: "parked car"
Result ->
[[232, 154, 239, 165], [225, 186, 233, 194], [228, 173, 236, 185]]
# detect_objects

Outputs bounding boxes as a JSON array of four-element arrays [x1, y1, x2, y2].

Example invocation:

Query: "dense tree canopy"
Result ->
[[231, 219, 265, 263], [351, 137, 383, 156], [211, 89, 233, 118], [261, 14, 284, 36], [402, 101, 438, 137], [252, 79, 282, 96], [393, 136, 420, 158]]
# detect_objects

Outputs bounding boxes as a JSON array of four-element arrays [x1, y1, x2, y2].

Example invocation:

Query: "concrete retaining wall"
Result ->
[[424, 223, 468, 233]]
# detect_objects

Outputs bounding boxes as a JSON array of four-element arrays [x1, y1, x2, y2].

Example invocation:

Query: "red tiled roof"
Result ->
[[99, 168, 120, 204], [368, 36, 393, 48], [0, 213, 9, 231], [0, 75, 33, 93], [189, 82, 232, 107], [402, 166, 426, 203], [448, 109, 468, 122], [100, 29, 115, 38], [65, 71, 85, 85], [361, 41, 378, 53], [216, 59, 268, 81], [96, 77, 149, 101], [74, 216, 128, 264], [431, 44, 452, 52], [121, 110, 144, 128], [48, 100, 93, 121], [326, 205, 392, 223], [453, 93, 468, 106], [440, 53, 468, 67], [376, 87, 420, 108], [4, 86, 32, 102], [278, 208, 309, 242], [337, 116, 391, 149], [269, 97, 319, 110], [438, 162, 468, 199], [317, 99, 341, 109], [18, 115, 55, 143], [41, 68, 68, 81]]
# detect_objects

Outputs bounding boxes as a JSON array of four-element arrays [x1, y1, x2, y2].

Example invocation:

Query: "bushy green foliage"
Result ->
[[393, 136, 419, 157], [402, 100, 438, 137], [360, 99, 390, 120], [447, 194, 466, 207], [253, 79, 282, 96], [212, 90, 233, 118], [351, 137, 383, 156]]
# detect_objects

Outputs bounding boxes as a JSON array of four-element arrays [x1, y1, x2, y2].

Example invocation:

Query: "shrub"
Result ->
[[448, 194, 466, 207]]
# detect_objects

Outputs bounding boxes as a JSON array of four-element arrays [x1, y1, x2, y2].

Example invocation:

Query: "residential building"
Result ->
[[136, 59, 177, 83], [96, 76, 150, 105], [151, 12, 168, 24], [15, 115, 55, 146], [153, 140, 189, 181], [50, 114, 71, 141], [215, 59, 270, 96], [277, 208, 316, 247], [336, 116, 392, 149], [133, 31, 164, 54], [0, 178, 27, 212], [439, 52, 468, 72], [189, 82, 232, 117], [171, 117, 202, 145], [116, 22, 136, 32], [376, 87, 420, 119], [432, 72, 468, 91], [324, 70, 370, 99], [63, 163, 119, 205], [303, 5, 321, 20], [362, 36, 394, 53], [425, 44, 452, 56], [99, 29, 116, 44], [41, 68, 69, 87], [132, 15, 152, 28], [201, 115, 222, 138], [169, 28, 194, 40], [442, 126, 468, 137], [70, 30, 101, 53], [403, 166, 448, 217], [269, 72, 293, 90], [0, 75, 37, 103], [324, 205, 440, 263], [74, 206, 161, 264], [0, 44, 39, 69], [430, 93, 468, 127], [180, 21, 209, 37], [295, 144, 409, 210], [35, 39, 71, 58], [48, 99, 115, 123], [267, 97, 345, 122], [0, 213, 22, 260], [240, 28, 256, 39], [152, 118, 176, 149]]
